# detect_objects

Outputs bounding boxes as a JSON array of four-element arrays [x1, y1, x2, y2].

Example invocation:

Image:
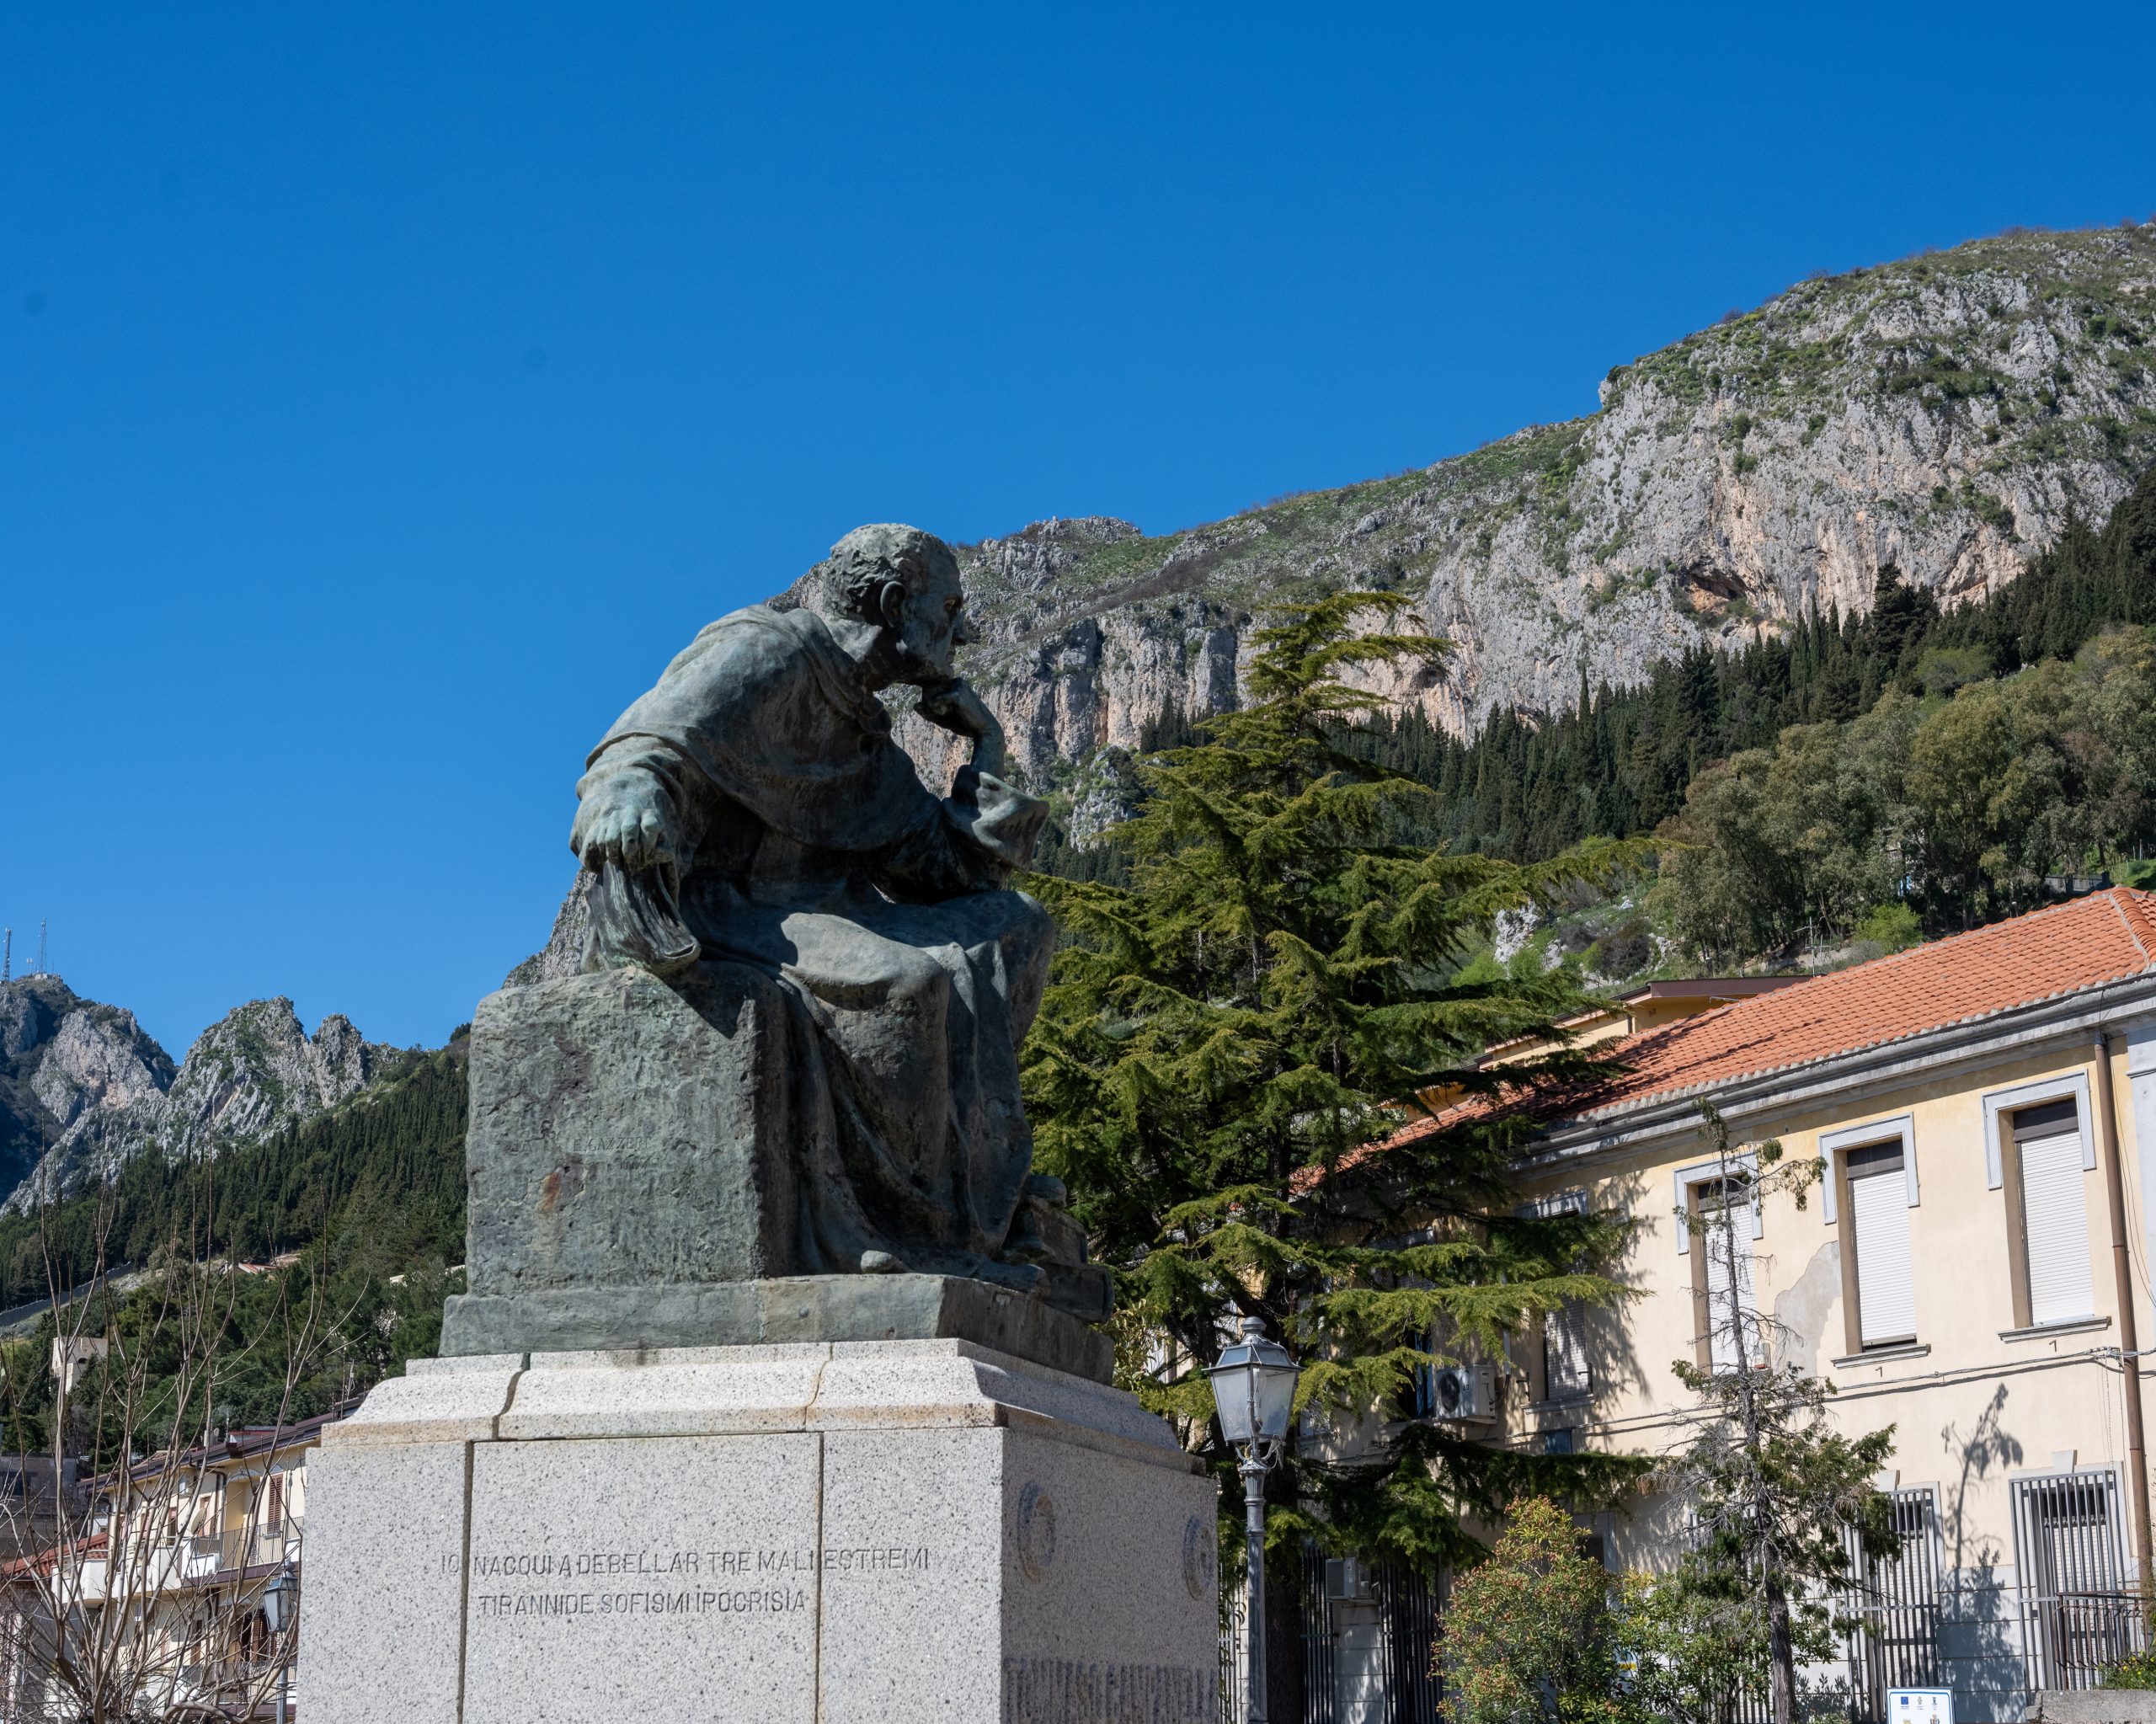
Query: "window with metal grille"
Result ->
[[2012, 1467, 2143, 1691], [1523, 1189, 1593, 1401], [1844, 1486, 1944, 1721], [1846, 1142, 1919, 1348], [2012, 1101, 2095, 1327]]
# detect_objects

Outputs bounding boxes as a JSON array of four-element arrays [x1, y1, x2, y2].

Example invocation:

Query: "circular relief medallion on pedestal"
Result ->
[[1017, 1481, 1058, 1582], [1182, 1515, 1218, 1601]]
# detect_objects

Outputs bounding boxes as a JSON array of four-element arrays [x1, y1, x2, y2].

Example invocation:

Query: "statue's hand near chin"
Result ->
[[571, 771, 680, 874], [915, 677, 995, 739], [916, 679, 1008, 777]]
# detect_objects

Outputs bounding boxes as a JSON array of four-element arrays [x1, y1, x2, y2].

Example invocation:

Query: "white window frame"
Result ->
[[1672, 1151, 1760, 1257], [1819, 1113, 1921, 1224], [2124, 1023, 2156, 1292], [1983, 1071, 2096, 1189]]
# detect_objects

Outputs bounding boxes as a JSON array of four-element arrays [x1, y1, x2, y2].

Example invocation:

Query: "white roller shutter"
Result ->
[[1544, 1300, 1590, 1398], [2021, 1123, 2095, 1326], [1849, 1146, 1918, 1347]]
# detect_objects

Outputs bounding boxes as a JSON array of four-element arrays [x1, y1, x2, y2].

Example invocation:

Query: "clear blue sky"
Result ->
[[5, 3, 2153, 1059]]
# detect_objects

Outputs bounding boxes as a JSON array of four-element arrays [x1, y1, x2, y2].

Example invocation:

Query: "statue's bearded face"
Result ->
[[883, 561, 976, 685]]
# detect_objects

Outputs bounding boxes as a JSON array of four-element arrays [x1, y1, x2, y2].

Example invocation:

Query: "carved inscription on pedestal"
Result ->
[[451, 1542, 933, 1625], [1000, 1657, 1219, 1724], [461, 1436, 825, 1724]]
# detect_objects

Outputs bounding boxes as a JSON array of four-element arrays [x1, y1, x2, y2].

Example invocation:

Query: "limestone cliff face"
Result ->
[[900, 225, 2156, 782], [0, 977, 174, 1203], [29, 1002, 171, 1131], [152, 1000, 384, 1153], [0, 983, 394, 1214]]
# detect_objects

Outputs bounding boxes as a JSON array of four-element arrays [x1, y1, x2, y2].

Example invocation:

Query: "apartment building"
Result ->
[[1368, 886, 2156, 1722], [0, 1409, 334, 1721]]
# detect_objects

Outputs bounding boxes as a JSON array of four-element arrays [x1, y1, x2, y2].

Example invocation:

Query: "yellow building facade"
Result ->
[[1460, 889, 2156, 1721]]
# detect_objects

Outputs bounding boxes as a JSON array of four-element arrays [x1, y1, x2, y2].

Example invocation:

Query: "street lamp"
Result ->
[[1206, 1315, 1300, 1724], [262, 1559, 297, 1724]]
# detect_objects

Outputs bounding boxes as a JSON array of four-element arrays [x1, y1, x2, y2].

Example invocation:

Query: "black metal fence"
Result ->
[[1222, 1471, 2151, 1724], [1832, 1471, 2151, 1719]]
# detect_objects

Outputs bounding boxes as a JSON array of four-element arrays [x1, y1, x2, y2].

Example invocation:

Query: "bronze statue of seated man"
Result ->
[[570, 523, 1086, 1299]]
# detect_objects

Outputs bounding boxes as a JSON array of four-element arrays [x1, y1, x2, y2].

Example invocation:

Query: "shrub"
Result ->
[[2103, 1644, 2156, 1689], [1851, 902, 1922, 955], [1439, 1497, 1635, 1724]]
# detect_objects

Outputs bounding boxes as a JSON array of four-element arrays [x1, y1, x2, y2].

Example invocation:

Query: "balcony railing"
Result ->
[[184, 1527, 296, 1578]]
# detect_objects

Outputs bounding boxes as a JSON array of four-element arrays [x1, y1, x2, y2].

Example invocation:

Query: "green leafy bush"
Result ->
[[2103, 1644, 2156, 1689], [1439, 1497, 1636, 1724], [1852, 903, 1921, 954]]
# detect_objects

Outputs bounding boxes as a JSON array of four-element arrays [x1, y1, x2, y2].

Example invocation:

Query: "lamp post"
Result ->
[[1206, 1315, 1300, 1724], [262, 1558, 297, 1724]]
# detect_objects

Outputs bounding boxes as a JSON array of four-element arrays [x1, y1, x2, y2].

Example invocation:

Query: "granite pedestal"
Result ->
[[297, 1338, 1219, 1724]]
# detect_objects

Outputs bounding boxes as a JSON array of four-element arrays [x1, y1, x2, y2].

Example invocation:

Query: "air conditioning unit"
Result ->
[[1324, 1556, 1378, 1604], [1426, 1363, 1497, 1425]]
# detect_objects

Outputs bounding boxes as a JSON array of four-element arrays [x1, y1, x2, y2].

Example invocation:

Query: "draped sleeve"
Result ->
[[577, 605, 1044, 897]]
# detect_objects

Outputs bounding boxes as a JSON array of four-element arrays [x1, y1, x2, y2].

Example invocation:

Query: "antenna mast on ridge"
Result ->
[[34, 921, 45, 978], [2, 930, 9, 984]]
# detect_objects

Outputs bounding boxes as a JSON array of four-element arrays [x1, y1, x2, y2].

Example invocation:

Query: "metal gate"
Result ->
[[1218, 1546, 1445, 1724], [1845, 1486, 1945, 1720], [1374, 1562, 1444, 1724], [1298, 1546, 1337, 1724], [2011, 1465, 2145, 1690], [1299, 1547, 1444, 1724]]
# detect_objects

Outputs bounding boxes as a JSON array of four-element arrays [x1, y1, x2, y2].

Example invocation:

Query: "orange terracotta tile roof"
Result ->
[[1359, 886, 2156, 1162]]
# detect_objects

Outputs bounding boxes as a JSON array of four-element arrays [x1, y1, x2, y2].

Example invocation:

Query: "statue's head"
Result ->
[[819, 524, 975, 685]]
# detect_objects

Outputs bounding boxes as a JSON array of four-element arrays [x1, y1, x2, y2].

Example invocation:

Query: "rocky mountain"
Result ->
[[0, 977, 397, 1215], [801, 224, 2156, 793]]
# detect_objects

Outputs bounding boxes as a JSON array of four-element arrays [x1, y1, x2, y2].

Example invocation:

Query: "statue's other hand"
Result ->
[[571, 774, 679, 874]]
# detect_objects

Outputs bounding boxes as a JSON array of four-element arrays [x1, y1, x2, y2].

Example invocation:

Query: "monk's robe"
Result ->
[[576, 603, 1052, 1278]]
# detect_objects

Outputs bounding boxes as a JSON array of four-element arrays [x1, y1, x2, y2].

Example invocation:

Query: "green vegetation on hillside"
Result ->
[[1319, 462, 2156, 959], [0, 1042, 469, 1439]]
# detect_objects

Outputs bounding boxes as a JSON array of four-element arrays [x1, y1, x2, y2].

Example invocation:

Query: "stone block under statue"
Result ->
[[439, 967, 1114, 1381], [296, 1339, 1220, 1724]]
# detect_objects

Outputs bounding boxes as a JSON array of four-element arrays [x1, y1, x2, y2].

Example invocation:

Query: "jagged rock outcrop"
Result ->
[[0, 977, 174, 1202], [28, 1002, 171, 1131], [0, 984, 394, 1214], [152, 1000, 383, 1153], [845, 225, 2156, 787], [505, 878, 592, 988]]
